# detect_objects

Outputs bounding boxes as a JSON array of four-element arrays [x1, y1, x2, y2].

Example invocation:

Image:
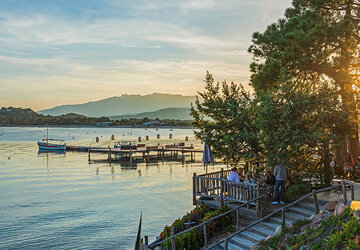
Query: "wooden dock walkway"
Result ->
[[66, 144, 204, 164]]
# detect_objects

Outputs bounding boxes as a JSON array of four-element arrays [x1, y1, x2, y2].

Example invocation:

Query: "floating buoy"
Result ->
[[96, 137, 99, 142], [8, 157, 10, 159], [138, 137, 142, 142], [169, 134, 173, 139], [146, 135, 149, 141], [111, 135, 115, 140]]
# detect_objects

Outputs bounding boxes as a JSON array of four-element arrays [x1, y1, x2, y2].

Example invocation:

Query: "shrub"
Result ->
[[160, 204, 230, 249]]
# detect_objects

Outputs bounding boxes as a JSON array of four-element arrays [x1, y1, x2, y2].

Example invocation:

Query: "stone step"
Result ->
[[248, 227, 271, 238], [208, 245, 224, 250], [269, 216, 287, 226], [285, 211, 307, 222], [299, 202, 316, 211], [289, 206, 313, 217], [229, 236, 254, 249], [240, 230, 266, 242], [260, 221, 280, 231]]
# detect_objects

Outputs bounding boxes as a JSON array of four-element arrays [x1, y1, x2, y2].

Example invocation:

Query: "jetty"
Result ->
[[66, 142, 204, 164]]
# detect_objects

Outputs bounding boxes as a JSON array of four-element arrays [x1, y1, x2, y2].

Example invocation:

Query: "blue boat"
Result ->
[[37, 126, 66, 151]]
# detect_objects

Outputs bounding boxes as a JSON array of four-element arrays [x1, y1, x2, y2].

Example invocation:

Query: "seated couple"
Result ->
[[227, 167, 255, 184]]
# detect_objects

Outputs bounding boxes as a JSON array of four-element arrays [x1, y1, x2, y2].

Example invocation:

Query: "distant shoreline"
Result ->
[[0, 125, 196, 129]]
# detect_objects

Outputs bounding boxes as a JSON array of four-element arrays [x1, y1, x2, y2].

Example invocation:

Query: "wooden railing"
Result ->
[[147, 195, 267, 249], [193, 169, 268, 212], [197, 169, 232, 179], [208, 179, 360, 250]]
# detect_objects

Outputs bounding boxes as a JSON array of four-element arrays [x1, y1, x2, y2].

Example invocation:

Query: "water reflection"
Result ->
[[38, 150, 66, 155]]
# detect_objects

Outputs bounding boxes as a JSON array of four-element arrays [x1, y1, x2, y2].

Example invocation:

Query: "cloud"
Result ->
[[0, 0, 293, 110]]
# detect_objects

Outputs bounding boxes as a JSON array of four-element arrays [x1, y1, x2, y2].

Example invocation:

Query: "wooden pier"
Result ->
[[66, 143, 204, 164]]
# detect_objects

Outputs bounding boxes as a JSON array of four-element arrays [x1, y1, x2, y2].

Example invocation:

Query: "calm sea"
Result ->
[[0, 127, 219, 249]]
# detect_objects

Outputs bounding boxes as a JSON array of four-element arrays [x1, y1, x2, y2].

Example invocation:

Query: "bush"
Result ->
[[285, 183, 312, 202], [160, 204, 231, 249]]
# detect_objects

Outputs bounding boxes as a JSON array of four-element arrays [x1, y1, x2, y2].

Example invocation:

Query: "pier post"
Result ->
[[88, 149, 91, 163], [108, 146, 111, 165], [181, 148, 184, 165], [193, 173, 197, 205], [130, 151, 132, 165], [351, 185, 355, 201], [224, 238, 228, 250], [162, 146, 164, 161]]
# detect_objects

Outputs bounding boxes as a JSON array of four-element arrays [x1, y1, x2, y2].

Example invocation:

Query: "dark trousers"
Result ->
[[274, 180, 285, 202]]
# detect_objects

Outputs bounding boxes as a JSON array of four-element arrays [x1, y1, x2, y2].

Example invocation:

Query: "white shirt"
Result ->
[[227, 171, 240, 183]]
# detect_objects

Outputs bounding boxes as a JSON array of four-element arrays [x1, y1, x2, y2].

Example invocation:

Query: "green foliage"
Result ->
[[285, 183, 312, 202], [0, 107, 192, 127], [160, 204, 231, 249], [190, 72, 262, 165], [249, 0, 360, 168], [0, 107, 110, 126], [259, 207, 360, 249]]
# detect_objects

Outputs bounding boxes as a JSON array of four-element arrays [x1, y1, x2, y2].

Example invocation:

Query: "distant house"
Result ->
[[95, 122, 113, 127]]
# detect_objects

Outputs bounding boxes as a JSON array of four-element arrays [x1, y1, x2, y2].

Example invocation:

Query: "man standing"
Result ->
[[272, 164, 288, 205]]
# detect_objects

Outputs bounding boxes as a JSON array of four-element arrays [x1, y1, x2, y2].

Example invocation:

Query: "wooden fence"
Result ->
[[209, 179, 360, 250], [193, 169, 268, 211]]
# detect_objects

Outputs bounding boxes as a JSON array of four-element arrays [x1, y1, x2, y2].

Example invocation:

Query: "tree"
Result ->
[[190, 72, 261, 165], [249, 0, 360, 168], [255, 77, 349, 184]]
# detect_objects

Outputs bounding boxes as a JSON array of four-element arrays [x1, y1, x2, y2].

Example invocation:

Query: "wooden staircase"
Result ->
[[208, 199, 327, 250]]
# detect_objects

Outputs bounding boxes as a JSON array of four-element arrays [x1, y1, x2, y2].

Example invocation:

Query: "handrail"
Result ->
[[208, 183, 343, 249], [148, 194, 267, 249], [343, 179, 360, 188], [197, 169, 232, 177]]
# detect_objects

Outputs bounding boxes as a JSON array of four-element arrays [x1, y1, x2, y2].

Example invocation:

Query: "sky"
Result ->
[[0, 0, 293, 111]]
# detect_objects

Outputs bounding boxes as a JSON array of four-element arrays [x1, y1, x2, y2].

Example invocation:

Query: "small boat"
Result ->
[[37, 126, 66, 151], [38, 139, 66, 150]]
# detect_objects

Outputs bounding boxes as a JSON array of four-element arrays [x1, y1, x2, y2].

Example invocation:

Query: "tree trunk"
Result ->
[[323, 141, 331, 186]]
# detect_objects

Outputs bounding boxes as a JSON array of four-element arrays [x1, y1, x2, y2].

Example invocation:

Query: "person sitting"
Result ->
[[237, 168, 245, 182], [265, 170, 276, 197], [266, 170, 276, 186], [227, 167, 240, 183], [244, 171, 255, 184]]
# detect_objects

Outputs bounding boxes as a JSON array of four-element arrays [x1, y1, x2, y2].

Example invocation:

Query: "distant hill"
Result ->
[[109, 107, 192, 120], [0, 107, 109, 125], [38, 93, 196, 117]]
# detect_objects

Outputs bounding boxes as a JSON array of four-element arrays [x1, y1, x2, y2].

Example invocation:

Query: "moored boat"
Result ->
[[38, 139, 66, 150], [37, 126, 66, 151]]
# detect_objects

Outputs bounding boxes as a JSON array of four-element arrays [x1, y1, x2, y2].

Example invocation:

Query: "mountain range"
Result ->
[[109, 107, 192, 120], [38, 93, 196, 118]]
